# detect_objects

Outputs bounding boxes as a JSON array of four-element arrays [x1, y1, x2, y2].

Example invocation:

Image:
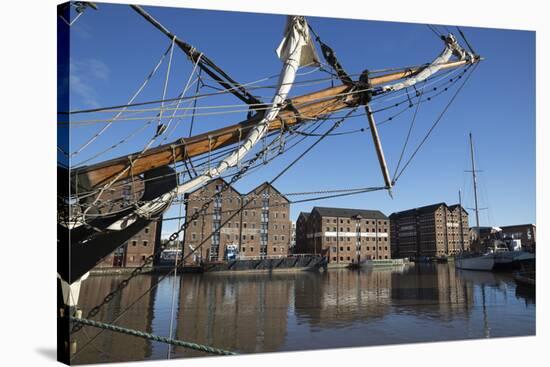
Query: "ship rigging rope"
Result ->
[[73, 71, 469, 214], [157, 54, 204, 145], [158, 36, 177, 128], [76, 16, 319, 232], [71, 46, 474, 221], [69, 40, 175, 157], [393, 62, 480, 183], [71, 68, 467, 203], [79, 54, 208, 224], [59, 60, 467, 116], [70, 117, 313, 201], [393, 80, 427, 179], [70, 110, 371, 354], [93, 65, 474, 211], [72, 117, 326, 204], [72, 186, 384, 358], [66, 67, 453, 117], [72, 94, 344, 206], [64, 65, 464, 131], [427, 24, 444, 39], [63, 75, 454, 126], [72, 105, 331, 214], [59, 67, 329, 116], [271, 107, 357, 184], [70, 317, 237, 356]]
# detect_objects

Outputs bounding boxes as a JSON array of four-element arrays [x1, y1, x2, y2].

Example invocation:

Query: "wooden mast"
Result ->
[[74, 59, 476, 189]]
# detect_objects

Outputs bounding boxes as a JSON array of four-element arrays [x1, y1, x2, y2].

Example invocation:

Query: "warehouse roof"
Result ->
[[311, 206, 388, 219]]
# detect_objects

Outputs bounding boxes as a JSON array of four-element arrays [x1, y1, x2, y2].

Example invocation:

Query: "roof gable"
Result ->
[[246, 181, 289, 202], [311, 206, 388, 220]]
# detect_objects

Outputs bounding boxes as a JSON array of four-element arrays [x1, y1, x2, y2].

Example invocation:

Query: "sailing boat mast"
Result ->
[[469, 132, 481, 227]]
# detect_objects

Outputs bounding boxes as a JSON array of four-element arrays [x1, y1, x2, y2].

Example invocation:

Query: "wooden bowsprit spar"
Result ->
[[73, 58, 475, 190]]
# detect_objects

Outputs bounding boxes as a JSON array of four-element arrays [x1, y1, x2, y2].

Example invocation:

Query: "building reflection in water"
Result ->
[[172, 273, 293, 358], [71, 264, 534, 364], [391, 264, 474, 321], [72, 275, 157, 364], [294, 268, 396, 328]]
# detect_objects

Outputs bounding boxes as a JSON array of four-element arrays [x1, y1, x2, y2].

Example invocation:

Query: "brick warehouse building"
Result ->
[[94, 178, 162, 269], [295, 207, 391, 264], [500, 224, 536, 251], [390, 203, 469, 259], [183, 178, 292, 263]]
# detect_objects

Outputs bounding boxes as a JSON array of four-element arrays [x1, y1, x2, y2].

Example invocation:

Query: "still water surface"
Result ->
[[72, 264, 535, 364]]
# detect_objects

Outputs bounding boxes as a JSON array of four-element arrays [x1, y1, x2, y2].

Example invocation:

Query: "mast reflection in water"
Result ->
[[72, 264, 535, 364]]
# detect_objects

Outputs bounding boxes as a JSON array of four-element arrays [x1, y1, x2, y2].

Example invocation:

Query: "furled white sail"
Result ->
[[106, 16, 318, 230], [380, 34, 474, 93]]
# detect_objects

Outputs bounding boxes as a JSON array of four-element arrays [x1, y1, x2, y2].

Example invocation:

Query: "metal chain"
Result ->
[[71, 148, 266, 334]]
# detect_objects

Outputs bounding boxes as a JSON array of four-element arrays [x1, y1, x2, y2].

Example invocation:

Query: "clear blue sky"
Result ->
[[64, 3, 536, 236]]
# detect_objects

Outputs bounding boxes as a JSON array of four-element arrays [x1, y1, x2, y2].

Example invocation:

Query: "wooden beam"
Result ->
[[74, 58, 474, 189]]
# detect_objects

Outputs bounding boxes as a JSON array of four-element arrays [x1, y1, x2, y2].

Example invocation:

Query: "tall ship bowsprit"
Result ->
[[57, 2, 483, 361]]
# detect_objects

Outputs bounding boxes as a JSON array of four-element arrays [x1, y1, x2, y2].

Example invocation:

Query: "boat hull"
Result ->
[[493, 251, 535, 271], [455, 254, 495, 271]]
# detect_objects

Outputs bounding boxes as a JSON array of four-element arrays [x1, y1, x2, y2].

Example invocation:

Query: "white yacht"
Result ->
[[456, 239, 534, 271]]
